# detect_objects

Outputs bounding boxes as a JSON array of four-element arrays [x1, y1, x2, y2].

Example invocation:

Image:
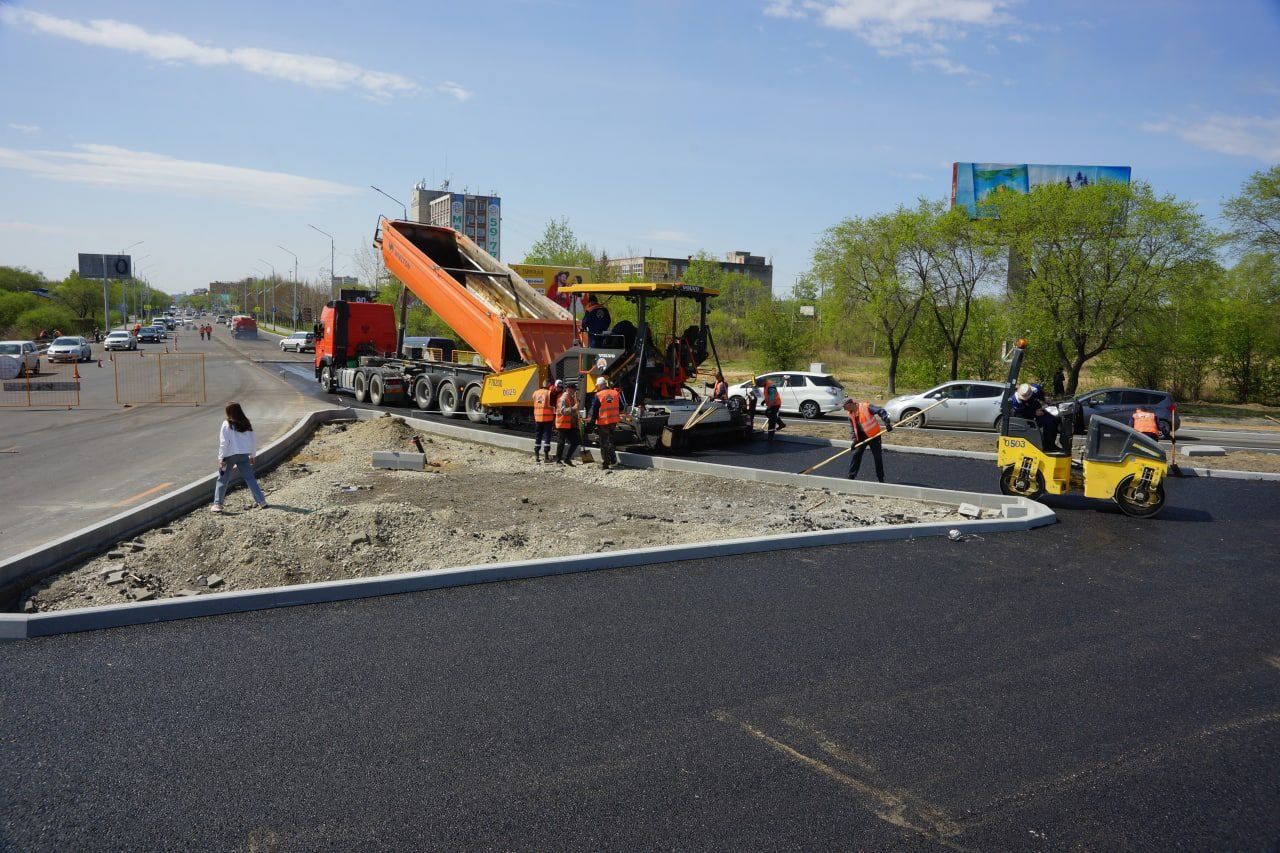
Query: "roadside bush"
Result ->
[[0, 291, 41, 336], [13, 304, 77, 339]]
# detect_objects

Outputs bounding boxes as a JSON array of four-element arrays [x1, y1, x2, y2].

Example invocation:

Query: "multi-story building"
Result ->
[[410, 181, 502, 259], [606, 251, 773, 295]]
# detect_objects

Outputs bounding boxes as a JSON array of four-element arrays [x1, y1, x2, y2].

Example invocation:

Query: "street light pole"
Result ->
[[309, 224, 335, 297], [370, 185, 408, 220], [277, 245, 299, 328], [257, 259, 275, 323]]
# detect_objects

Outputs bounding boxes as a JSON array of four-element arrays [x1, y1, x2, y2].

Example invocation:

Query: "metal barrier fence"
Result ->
[[0, 360, 81, 408], [112, 352, 206, 405]]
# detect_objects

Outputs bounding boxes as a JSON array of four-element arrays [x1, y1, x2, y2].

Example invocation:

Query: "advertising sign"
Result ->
[[951, 162, 1132, 218], [78, 253, 132, 279], [451, 194, 464, 231], [643, 258, 670, 279], [510, 264, 593, 311], [486, 198, 501, 259]]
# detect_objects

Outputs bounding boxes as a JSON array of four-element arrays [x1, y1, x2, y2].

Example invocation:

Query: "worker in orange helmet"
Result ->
[[842, 397, 892, 483], [1130, 406, 1160, 439], [531, 377, 556, 463]]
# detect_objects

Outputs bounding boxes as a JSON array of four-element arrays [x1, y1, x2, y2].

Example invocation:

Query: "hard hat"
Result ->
[[554, 379, 563, 388], [597, 377, 610, 389], [841, 397, 856, 406], [1015, 382, 1032, 401]]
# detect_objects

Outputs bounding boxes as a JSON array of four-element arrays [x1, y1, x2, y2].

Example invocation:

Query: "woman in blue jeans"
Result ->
[[212, 402, 267, 513]]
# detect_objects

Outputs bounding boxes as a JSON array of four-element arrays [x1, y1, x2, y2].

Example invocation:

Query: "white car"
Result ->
[[45, 336, 93, 363], [0, 340, 40, 378], [727, 371, 846, 419], [883, 380, 1006, 430], [279, 331, 315, 353], [103, 331, 138, 351]]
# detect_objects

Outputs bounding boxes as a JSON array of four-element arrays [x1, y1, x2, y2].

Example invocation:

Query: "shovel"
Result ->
[[796, 399, 943, 475]]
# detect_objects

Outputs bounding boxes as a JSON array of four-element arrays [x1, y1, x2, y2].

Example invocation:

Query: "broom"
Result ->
[[797, 399, 944, 475]]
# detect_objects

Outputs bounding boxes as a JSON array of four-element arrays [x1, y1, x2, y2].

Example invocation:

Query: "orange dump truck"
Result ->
[[314, 217, 747, 448]]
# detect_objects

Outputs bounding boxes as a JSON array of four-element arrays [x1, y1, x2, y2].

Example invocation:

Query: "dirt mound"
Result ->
[[23, 416, 962, 612]]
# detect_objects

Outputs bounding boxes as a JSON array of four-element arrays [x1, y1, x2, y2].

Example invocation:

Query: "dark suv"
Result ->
[[1063, 387, 1180, 438]]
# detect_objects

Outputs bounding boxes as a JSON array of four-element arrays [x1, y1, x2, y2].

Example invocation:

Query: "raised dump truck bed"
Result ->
[[376, 218, 576, 370]]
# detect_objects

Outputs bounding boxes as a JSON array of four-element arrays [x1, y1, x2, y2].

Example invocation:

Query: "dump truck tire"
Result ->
[[413, 375, 435, 410], [437, 380, 460, 417], [353, 371, 368, 403], [369, 372, 386, 407], [464, 384, 486, 423]]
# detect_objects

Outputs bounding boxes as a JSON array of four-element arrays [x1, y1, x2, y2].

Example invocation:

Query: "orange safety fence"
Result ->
[[0, 359, 81, 408], [112, 352, 207, 405]]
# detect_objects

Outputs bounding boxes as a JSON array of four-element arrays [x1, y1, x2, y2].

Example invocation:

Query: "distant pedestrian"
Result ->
[[1052, 368, 1065, 398], [588, 378, 621, 470], [843, 397, 892, 483], [711, 372, 728, 402], [554, 385, 581, 466], [531, 377, 556, 463], [212, 402, 267, 513]]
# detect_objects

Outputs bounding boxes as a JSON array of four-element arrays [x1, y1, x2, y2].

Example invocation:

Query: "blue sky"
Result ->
[[2, 0, 1278, 295]]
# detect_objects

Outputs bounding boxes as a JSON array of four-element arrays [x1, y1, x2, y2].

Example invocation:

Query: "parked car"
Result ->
[[45, 336, 93, 363], [103, 331, 138, 351], [279, 331, 315, 353], [883, 380, 1007, 430], [138, 326, 163, 343], [727, 371, 846, 419], [0, 340, 40, 378], [1050, 387, 1181, 438]]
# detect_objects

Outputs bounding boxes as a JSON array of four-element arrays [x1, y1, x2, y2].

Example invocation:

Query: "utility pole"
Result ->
[[258, 259, 275, 323], [309, 225, 335, 298], [278, 245, 299, 329]]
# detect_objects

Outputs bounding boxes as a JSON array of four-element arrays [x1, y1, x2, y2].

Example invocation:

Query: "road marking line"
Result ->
[[112, 481, 175, 507], [712, 710, 969, 848]]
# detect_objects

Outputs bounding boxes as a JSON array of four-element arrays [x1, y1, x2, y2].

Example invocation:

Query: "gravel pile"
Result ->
[[23, 415, 963, 612]]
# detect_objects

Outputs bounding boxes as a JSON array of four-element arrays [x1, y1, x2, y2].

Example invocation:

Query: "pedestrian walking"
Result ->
[[531, 377, 556, 463], [554, 385, 581, 465], [762, 378, 785, 437], [588, 377, 622, 470], [843, 397, 892, 483], [211, 402, 268, 513]]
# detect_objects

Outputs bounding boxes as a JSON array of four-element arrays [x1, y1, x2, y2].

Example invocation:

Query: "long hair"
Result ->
[[225, 402, 253, 433]]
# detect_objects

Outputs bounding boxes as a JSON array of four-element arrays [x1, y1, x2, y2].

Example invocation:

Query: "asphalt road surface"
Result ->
[[0, 323, 321, 561], [3, 394, 1277, 849]]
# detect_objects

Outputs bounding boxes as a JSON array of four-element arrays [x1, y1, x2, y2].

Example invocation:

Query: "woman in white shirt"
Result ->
[[212, 402, 267, 513]]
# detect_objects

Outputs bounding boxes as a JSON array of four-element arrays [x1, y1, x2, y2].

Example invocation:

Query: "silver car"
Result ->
[[103, 331, 137, 351], [883, 380, 1006, 430], [45, 336, 93, 363]]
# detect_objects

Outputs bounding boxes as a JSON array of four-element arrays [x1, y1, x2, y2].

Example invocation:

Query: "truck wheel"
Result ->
[[353, 371, 368, 403], [412, 376, 435, 410], [369, 372, 386, 406], [464, 385, 486, 423], [319, 364, 336, 393], [437, 380, 460, 417]]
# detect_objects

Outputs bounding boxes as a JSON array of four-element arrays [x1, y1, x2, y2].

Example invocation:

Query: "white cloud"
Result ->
[[913, 56, 982, 76], [434, 81, 474, 102], [0, 143, 358, 209], [892, 170, 933, 181], [762, 0, 1013, 75], [0, 221, 78, 235], [0, 8, 464, 101], [7, 123, 41, 135], [1143, 115, 1280, 161]]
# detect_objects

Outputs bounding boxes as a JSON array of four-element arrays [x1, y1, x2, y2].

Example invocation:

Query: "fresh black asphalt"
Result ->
[[3, 398, 1278, 850]]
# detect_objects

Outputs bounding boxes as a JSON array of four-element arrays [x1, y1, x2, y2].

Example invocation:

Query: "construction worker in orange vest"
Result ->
[[711, 372, 728, 402], [842, 397, 892, 482], [554, 384, 581, 466], [531, 377, 556, 463], [588, 377, 622, 470], [762, 378, 786, 437], [1130, 406, 1160, 439]]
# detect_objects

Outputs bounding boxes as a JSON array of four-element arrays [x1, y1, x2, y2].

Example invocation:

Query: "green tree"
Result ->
[[926, 204, 1002, 380], [14, 304, 77, 338], [1217, 254, 1280, 403], [524, 218, 595, 267], [745, 299, 815, 372], [0, 291, 41, 335], [987, 181, 1214, 394], [812, 210, 927, 394], [51, 273, 105, 324], [0, 266, 46, 293], [1223, 164, 1280, 257]]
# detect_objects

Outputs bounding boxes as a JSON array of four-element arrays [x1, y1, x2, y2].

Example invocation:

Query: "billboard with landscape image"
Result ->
[[951, 162, 1132, 217]]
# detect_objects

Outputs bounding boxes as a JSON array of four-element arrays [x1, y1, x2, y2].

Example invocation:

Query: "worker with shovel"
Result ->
[[843, 397, 892, 483]]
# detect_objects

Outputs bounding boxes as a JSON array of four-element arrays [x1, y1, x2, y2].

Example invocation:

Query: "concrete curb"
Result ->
[[0, 408, 356, 610], [0, 411, 1053, 640], [771, 432, 1280, 481]]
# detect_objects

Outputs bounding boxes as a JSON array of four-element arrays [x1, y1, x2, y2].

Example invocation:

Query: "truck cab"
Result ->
[[230, 315, 258, 339], [314, 301, 399, 392]]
